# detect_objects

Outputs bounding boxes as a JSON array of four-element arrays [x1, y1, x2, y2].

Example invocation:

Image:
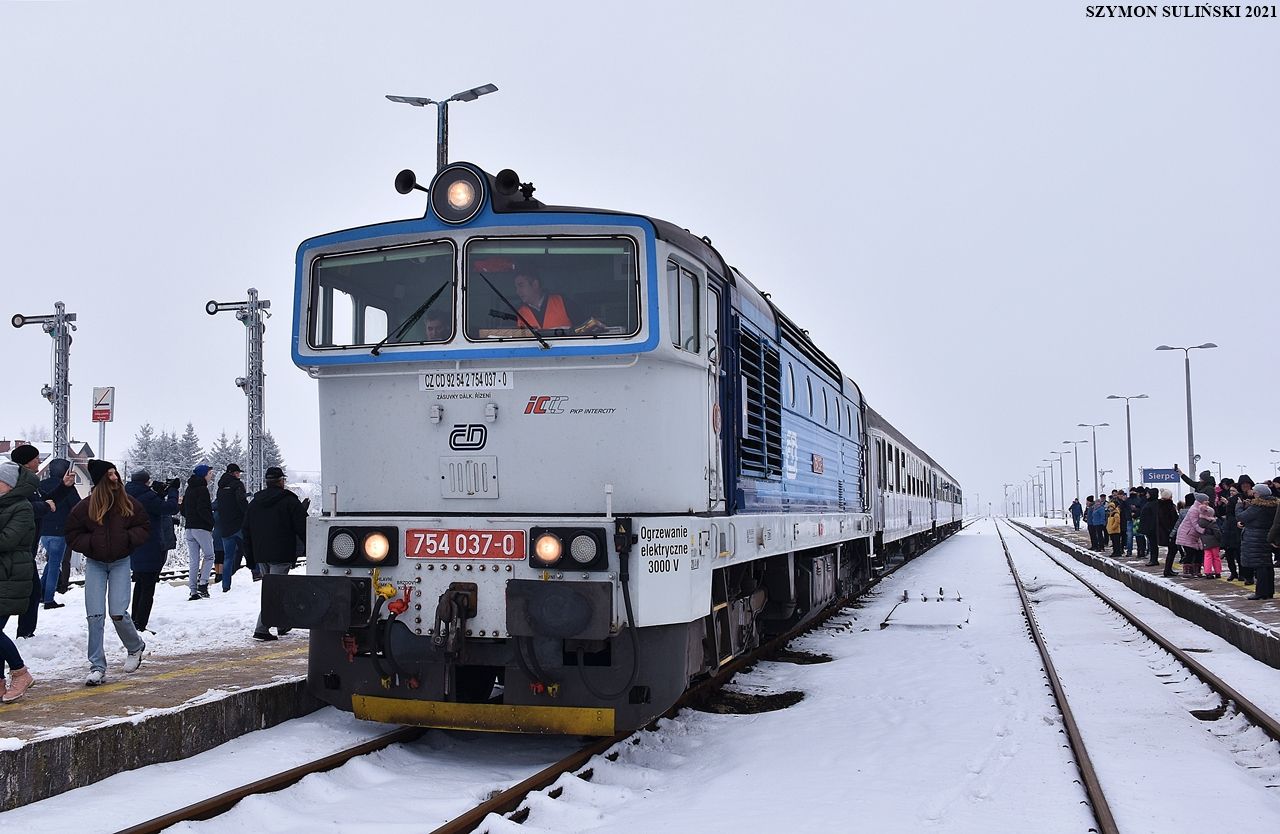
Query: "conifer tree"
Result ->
[[178, 422, 204, 474], [207, 431, 245, 475], [127, 423, 157, 476], [262, 430, 286, 477]]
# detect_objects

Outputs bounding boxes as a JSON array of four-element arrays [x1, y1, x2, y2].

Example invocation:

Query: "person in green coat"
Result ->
[[0, 460, 37, 703]]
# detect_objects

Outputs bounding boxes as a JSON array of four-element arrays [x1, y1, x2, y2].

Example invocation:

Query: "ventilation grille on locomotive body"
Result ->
[[738, 327, 783, 476]]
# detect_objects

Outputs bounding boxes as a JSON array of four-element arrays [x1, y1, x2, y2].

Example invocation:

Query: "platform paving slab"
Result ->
[[0, 639, 319, 811]]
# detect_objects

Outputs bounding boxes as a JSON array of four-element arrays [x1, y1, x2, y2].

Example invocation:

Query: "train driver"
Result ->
[[424, 310, 451, 341], [513, 270, 572, 330], [513, 270, 606, 335]]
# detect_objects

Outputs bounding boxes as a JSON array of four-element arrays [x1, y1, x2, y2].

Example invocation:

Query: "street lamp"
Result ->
[[1100, 469, 1114, 493], [1210, 460, 1222, 480], [1078, 423, 1110, 497], [1049, 452, 1066, 519], [1063, 440, 1088, 500], [1038, 465, 1053, 519], [1155, 343, 1217, 476], [386, 83, 499, 172], [1106, 394, 1148, 488], [1271, 460, 1280, 477], [1003, 483, 1012, 517]]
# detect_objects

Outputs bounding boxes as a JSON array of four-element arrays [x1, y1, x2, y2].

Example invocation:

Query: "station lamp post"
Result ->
[[386, 83, 499, 172], [1099, 469, 1113, 493], [1210, 460, 1222, 480], [207, 290, 271, 491], [1038, 465, 1053, 519], [1155, 343, 1217, 476], [1049, 452, 1066, 519], [1078, 423, 1109, 498], [11, 302, 77, 459], [1003, 483, 1012, 517], [1062, 439, 1088, 500], [1106, 393, 1148, 489]]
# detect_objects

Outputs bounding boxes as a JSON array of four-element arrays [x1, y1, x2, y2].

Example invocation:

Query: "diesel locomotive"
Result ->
[[264, 162, 962, 734]]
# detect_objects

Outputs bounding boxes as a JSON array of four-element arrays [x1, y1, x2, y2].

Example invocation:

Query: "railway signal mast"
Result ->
[[11, 302, 77, 459], [207, 289, 271, 490]]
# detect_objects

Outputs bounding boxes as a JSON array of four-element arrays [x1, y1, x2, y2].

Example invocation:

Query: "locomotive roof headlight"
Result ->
[[447, 180, 476, 212], [533, 533, 563, 566], [331, 531, 356, 562], [569, 534, 598, 565], [363, 532, 391, 563], [430, 165, 485, 224]]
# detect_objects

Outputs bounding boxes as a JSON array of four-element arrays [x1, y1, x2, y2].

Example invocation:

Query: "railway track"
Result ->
[[116, 523, 970, 834], [994, 519, 1280, 834]]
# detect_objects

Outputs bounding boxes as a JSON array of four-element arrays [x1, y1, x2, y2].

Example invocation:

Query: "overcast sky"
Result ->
[[2, 1, 1276, 511]]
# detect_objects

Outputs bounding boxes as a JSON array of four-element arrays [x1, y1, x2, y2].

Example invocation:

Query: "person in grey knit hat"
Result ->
[[1237, 483, 1276, 600], [0, 462, 20, 489]]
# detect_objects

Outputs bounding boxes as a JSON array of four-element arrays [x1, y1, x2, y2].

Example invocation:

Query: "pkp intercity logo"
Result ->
[[524, 395, 568, 415]]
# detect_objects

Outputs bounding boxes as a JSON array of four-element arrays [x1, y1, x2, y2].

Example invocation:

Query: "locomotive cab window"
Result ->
[[463, 237, 639, 342], [666, 260, 700, 353], [309, 240, 455, 349]]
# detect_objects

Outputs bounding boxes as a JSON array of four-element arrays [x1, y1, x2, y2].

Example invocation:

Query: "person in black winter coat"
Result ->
[[1237, 483, 1277, 600], [1139, 488, 1161, 566], [1154, 489, 1180, 576], [243, 467, 306, 640], [124, 471, 179, 632], [36, 458, 80, 608], [181, 465, 216, 600], [215, 464, 254, 590], [1175, 466, 1216, 496], [8, 446, 52, 637]]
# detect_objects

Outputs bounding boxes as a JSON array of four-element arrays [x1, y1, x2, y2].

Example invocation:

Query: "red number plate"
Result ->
[[405, 529, 525, 559]]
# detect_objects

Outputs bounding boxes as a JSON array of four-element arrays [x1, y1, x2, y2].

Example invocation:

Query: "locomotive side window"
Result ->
[[463, 237, 639, 342], [309, 241, 455, 349], [786, 363, 795, 407], [666, 261, 700, 353]]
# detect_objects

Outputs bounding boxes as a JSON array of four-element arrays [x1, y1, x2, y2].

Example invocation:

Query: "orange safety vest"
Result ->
[[516, 294, 572, 330]]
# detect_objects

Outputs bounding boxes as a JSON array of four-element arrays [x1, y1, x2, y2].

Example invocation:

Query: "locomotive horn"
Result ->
[[395, 169, 427, 195], [494, 168, 520, 196]]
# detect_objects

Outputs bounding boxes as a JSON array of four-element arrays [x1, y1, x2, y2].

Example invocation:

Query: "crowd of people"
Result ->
[[0, 444, 307, 704], [1067, 465, 1280, 600]]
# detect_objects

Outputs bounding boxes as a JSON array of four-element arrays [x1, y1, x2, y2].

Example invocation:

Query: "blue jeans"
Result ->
[[221, 531, 245, 590], [1123, 521, 1134, 554], [0, 629, 23, 675], [84, 558, 144, 673], [40, 535, 68, 604]]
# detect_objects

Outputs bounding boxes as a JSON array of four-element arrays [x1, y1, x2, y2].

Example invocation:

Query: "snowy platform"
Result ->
[[1028, 523, 1280, 669], [0, 575, 320, 811]]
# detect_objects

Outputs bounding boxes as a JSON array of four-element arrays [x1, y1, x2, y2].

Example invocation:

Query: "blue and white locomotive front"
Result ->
[[269, 163, 725, 734]]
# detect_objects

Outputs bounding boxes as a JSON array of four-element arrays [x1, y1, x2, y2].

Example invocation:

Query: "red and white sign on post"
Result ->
[[92, 387, 115, 423]]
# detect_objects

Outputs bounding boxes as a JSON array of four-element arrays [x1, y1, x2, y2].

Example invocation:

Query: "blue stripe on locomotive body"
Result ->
[[730, 336, 865, 517]]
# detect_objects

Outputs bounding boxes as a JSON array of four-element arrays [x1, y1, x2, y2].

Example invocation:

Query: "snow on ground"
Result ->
[[6, 519, 1280, 833], [1000, 522, 1280, 831], [474, 519, 1094, 834], [6, 564, 285, 683]]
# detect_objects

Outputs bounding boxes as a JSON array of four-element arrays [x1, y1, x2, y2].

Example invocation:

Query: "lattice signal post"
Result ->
[[11, 302, 77, 459], [207, 289, 271, 490]]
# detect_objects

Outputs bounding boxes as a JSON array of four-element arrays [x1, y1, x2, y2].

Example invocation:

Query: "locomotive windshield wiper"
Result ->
[[370, 279, 452, 356], [477, 271, 551, 350]]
